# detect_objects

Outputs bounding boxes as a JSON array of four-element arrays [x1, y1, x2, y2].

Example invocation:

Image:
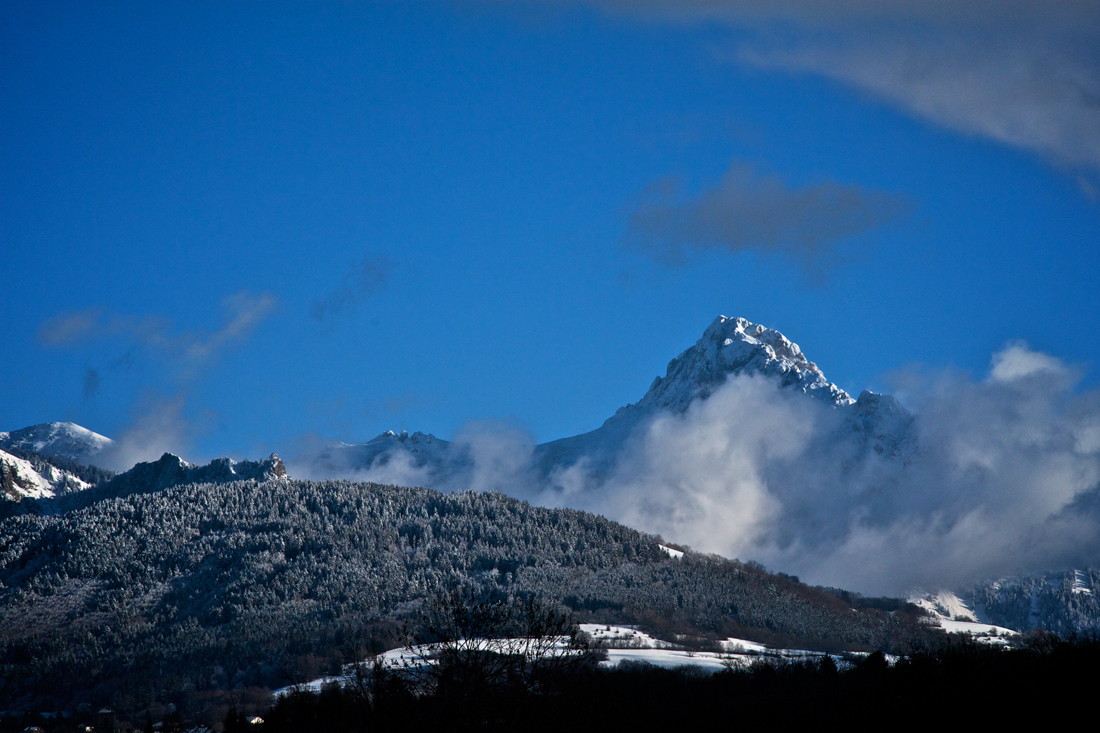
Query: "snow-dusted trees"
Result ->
[[0, 476, 921, 714]]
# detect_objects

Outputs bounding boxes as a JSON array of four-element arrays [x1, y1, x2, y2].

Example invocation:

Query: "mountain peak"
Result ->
[[0, 422, 113, 464], [636, 316, 853, 412]]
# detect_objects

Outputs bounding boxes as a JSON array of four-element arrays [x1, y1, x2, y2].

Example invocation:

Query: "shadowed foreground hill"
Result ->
[[0, 477, 925, 714]]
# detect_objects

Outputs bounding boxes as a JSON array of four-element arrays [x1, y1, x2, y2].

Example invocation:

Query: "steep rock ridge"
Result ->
[[633, 316, 853, 414], [0, 422, 112, 464], [41, 452, 290, 513], [101, 452, 288, 495]]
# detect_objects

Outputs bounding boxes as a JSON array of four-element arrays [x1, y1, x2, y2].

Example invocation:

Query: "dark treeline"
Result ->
[[260, 633, 1099, 731], [0, 477, 931, 719]]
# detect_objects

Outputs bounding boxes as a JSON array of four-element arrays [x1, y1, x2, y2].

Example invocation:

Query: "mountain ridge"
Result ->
[[306, 315, 895, 482], [634, 315, 853, 414]]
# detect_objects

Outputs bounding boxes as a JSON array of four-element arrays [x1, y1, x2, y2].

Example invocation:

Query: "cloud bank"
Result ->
[[581, 344, 1100, 595]]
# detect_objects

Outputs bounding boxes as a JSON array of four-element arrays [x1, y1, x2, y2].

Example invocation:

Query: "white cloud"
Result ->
[[452, 419, 538, 495], [990, 341, 1070, 382], [587, 0, 1100, 174], [578, 344, 1100, 595], [590, 375, 809, 559]]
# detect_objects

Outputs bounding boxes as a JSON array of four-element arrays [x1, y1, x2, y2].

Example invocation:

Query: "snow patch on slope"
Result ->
[[658, 544, 684, 559], [275, 623, 856, 696], [910, 590, 978, 622], [0, 447, 92, 500], [910, 590, 1017, 643]]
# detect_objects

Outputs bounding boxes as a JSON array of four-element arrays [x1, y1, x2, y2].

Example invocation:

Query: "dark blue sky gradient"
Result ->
[[3, 1, 1098, 460]]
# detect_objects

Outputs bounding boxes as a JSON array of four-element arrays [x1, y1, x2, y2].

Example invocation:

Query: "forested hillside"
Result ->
[[968, 569, 1100, 633], [0, 476, 924, 715]]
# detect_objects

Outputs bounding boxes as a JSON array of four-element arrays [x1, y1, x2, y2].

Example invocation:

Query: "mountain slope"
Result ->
[[966, 569, 1100, 634]]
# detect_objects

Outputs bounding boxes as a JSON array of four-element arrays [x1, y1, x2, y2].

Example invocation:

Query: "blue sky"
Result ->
[[3, 0, 1099, 463]]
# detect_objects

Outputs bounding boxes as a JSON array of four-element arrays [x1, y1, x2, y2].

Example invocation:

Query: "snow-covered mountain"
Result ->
[[0, 421, 112, 464], [636, 316, 853, 412], [301, 315, 908, 485], [0, 422, 115, 503], [3, 449, 290, 514], [0, 446, 94, 501], [0, 419, 289, 506]]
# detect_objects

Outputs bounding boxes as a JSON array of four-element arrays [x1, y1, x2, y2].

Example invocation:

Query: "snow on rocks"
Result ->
[[635, 316, 853, 413]]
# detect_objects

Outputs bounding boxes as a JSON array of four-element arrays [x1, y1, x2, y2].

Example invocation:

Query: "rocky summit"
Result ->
[[636, 316, 854, 413]]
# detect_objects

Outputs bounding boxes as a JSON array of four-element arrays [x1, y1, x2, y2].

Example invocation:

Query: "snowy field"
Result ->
[[273, 596, 1026, 699], [274, 624, 847, 698], [936, 619, 1017, 644]]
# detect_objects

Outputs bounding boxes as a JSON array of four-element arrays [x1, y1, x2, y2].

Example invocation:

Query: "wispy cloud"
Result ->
[[82, 366, 100, 400], [627, 162, 910, 274], [588, 0, 1100, 178], [38, 290, 278, 372], [96, 393, 193, 471], [310, 256, 392, 322], [37, 309, 109, 346], [184, 291, 278, 362], [37, 291, 277, 468]]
